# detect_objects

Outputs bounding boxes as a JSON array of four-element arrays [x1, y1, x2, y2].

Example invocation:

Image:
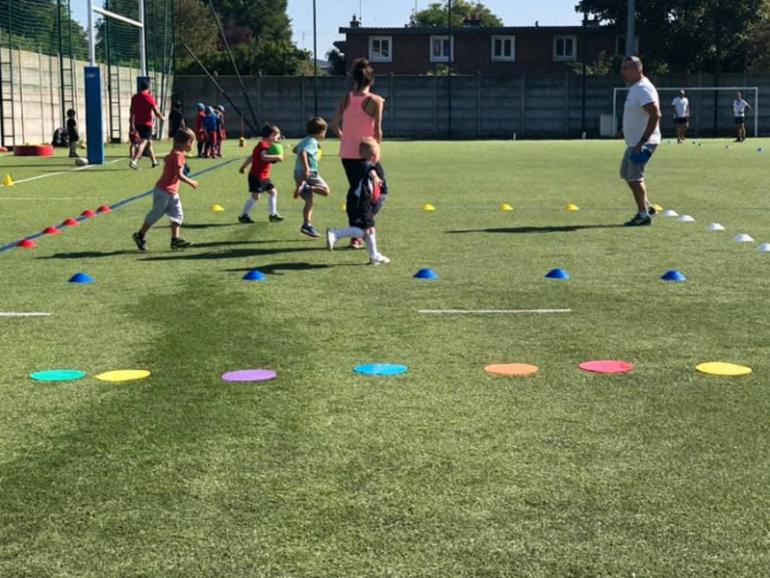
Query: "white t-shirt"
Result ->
[[733, 99, 750, 117], [623, 77, 661, 147], [672, 96, 689, 118]]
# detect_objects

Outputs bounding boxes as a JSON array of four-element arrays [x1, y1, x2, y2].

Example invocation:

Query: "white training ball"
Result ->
[[75, 157, 89, 167]]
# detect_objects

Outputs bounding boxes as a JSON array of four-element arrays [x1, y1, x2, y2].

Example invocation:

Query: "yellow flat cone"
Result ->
[[238, 137, 245, 147], [565, 203, 579, 212], [3, 174, 13, 187], [652, 203, 663, 212], [96, 369, 151, 383], [211, 204, 225, 212], [422, 203, 436, 212], [696, 362, 752, 377], [500, 203, 514, 212], [341, 203, 346, 211]]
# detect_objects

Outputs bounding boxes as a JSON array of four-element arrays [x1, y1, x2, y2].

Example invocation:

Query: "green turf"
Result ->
[[1, 138, 770, 576]]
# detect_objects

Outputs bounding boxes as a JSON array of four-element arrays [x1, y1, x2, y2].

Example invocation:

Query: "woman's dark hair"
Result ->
[[351, 58, 374, 90]]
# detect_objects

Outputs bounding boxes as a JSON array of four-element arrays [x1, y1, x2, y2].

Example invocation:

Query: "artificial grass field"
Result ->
[[1, 137, 770, 576]]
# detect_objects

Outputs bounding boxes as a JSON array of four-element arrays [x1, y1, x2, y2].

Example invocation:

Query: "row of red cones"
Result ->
[[16, 205, 112, 249]]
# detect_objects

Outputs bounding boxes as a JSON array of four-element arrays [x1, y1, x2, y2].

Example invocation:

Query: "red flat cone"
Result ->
[[43, 226, 62, 235], [17, 239, 37, 248], [81, 209, 97, 218], [97, 205, 112, 213], [63, 218, 79, 227]]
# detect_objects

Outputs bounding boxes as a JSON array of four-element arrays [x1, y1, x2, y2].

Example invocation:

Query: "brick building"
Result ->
[[336, 16, 622, 75]]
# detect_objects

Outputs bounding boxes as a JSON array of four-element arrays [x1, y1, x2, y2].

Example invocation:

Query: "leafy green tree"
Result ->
[[0, 0, 87, 57], [409, 1, 503, 28], [326, 48, 346, 75], [575, 0, 764, 73]]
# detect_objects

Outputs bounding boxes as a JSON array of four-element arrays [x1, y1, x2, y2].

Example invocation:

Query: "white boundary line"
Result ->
[[418, 309, 572, 314], [0, 312, 52, 317], [0, 158, 122, 188]]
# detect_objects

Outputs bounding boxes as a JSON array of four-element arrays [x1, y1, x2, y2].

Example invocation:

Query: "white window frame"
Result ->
[[553, 35, 577, 62], [430, 35, 454, 63], [369, 36, 392, 63], [491, 35, 516, 62]]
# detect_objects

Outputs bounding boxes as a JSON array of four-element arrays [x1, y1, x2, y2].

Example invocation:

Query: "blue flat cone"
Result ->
[[68, 272, 94, 284], [545, 268, 570, 280], [414, 268, 438, 280], [243, 269, 266, 281], [661, 270, 686, 282]]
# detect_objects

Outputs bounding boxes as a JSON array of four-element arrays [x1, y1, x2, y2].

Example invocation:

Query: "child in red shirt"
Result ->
[[194, 103, 206, 157], [132, 128, 199, 251], [238, 123, 284, 223]]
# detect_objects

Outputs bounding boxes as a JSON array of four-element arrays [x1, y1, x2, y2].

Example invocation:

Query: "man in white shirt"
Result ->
[[732, 91, 752, 142], [619, 56, 662, 227], [671, 89, 689, 143]]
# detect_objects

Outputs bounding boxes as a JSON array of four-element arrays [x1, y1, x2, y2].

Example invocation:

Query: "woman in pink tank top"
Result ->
[[332, 58, 385, 248]]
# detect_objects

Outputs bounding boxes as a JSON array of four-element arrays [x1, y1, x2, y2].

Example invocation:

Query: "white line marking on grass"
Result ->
[[0, 159, 122, 188], [418, 309, 572, 315], [0, 312, 52, 317]]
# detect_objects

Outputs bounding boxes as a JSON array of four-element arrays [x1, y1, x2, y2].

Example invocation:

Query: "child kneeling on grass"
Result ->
[[293, 116, 331, 237], [326, 137, 389, 265], [132, 127, 199, 251]]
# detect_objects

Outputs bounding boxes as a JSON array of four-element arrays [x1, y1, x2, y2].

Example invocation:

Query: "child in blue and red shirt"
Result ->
[[237, 123, 284, 223]]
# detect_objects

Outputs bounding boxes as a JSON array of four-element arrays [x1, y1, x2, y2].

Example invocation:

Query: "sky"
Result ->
[[73, 1, 583, 59]]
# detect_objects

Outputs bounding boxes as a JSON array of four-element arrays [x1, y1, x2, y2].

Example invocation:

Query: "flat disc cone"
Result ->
[[696, 362, 751, 377], [484, 363, 539, 377]]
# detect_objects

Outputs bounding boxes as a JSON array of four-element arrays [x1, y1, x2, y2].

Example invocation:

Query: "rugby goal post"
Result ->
[[611, 86, 759, 138], [84, 1, 147, 164]]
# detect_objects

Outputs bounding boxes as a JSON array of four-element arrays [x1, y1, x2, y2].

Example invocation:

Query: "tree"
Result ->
[[409, 1, 503, 28], [746, 0, 770, 70], [575, 0, 764, 73], [0, 0, 87, 57], [174, 0, 311, 75], [326, 48, 346, 75]]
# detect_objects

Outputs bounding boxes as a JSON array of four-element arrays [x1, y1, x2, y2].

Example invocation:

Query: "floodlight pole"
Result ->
[[313, 0, 318, 116], [625, 0, 635, 56], [139, 0, 147, 76], [87, 0, 95, 65], [447, 0, 452, 137]]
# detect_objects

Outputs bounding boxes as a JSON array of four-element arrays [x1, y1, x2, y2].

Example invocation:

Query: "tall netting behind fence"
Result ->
[[0, 0, 174, 148]]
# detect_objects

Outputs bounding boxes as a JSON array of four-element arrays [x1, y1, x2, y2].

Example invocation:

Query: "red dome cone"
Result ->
[[97, 205, 111, 213], [43, 226, 62, 235], [62, 218, 79, 227], [81, 209, 97, 218], [17, 239, 37, 248]]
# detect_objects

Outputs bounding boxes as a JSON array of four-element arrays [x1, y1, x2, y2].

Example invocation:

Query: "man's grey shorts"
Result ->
[[144, 187, 184, 225], [619, 145, 657, 182]]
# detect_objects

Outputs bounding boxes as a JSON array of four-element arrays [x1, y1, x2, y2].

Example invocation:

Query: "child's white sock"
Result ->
[[332, 226, 364, 239], [364, 230, 378, 259], [268, 193, 277, 215], [241, 198, 256, 216]]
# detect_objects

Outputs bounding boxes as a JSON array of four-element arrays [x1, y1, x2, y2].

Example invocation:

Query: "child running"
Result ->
[[293, 116, 331, 237], [326, 137, 389, 265], [132, 128, 199, 251], [238, 123, 284, 224]]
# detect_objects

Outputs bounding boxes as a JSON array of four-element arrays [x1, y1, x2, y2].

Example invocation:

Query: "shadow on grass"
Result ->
[[176, 223, 241, 230], [447, 224, 626, 235], [139, 245, 326, 262], [224, 262, 332, 275], [37, 250, 133, 259]]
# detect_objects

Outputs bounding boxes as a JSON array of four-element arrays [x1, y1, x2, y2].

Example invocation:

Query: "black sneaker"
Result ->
[[238, 214, 256, 224], [132, 231, 148, 251], [300, 223, 320, 237], [151, 160, 160, 168], [647, 204, 656, 216], [624, 213, 652, 227], [170, 237, 192, 250], [269, 213, 285, 222]]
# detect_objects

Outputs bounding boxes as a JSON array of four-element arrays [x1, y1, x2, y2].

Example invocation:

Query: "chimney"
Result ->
[[463, 13, 481, 28]]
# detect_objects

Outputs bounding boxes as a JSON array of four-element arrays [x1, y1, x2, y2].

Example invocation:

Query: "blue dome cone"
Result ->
[[68, 272, 94, 284], [414, 268, 439, 280], [243, 269, 266, 281], [661, 269, 686, 282], [545, 268, 570, 280]]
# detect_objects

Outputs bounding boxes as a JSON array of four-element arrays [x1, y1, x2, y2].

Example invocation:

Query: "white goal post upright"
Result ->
[[84, 0, 147, 164], [612, 86, 759, 138]]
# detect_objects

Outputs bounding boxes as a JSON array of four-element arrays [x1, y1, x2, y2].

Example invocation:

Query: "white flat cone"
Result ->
[[662, 209, 679, 217], [708, 223, 725, 232], [758, 243, 770, 253], [734, 234, 754, 243], [677, 214, 695, 223]]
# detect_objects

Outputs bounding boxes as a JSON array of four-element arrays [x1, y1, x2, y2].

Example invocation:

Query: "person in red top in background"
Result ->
[[194, 103, 206, 157], [131, 128, 199, 251], [237, 123, 284, 224], [129, 79, 165, 170]]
